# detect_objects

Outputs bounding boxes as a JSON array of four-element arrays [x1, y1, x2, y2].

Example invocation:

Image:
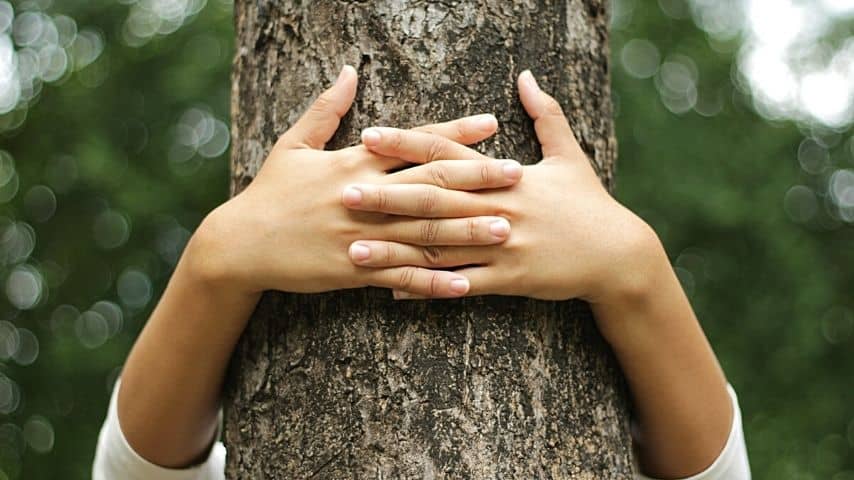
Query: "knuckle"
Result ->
[[390, 130, 404, 152], [480, 162, 490, 185], [467, 218, 478, 242], [545, 96, 565, 116], [273, 137, 299, 153], [504, 235, 527, 256], [429, 164, 451, 189], [312, 91, 334, 113], [351, 145, 374, 165], [454, 120, 467, 142], [426, 136, 447, 163], [332, 151, 358, 171], [383, 243, 396, 264], [397, 267, 416, 290], [419, 219, 440, 243], [417, 187, 440, 215], [492, 200, 518, 221], [421, 246, 443, 266], [428, 271, 441, 297], [375, 186, 389, 211]]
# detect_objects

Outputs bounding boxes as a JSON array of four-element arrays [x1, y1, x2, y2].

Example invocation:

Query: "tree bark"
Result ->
[[225, 1, 633, 478]]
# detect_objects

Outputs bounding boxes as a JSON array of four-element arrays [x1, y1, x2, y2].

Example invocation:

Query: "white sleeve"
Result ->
[[636, 384, 751, 480], [92, 380, 226, 480]]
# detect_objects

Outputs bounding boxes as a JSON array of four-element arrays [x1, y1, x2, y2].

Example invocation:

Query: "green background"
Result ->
[[0, 0, 852, 478]]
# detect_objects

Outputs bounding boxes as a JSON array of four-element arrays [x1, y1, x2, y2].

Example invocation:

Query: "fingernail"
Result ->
[[336, 65, 354, 86], [349, 243, 371, 261], [449, 278, 470, 295], [489, 218, 510, 237], [342, 186, 363, 206], [472, 114, 497, 132], [393, 291, 416, 300], [520, 69, 540, 91], [502, 161, 522, 180], [361, 128, 381, 146]]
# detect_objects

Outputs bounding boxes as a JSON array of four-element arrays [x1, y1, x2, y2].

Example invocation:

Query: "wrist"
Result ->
[[587, 221, 674, 346], [183, 204, 263, 298]]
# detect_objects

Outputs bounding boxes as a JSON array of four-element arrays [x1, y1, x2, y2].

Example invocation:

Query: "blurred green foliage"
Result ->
[[0, 0, 851, 479]]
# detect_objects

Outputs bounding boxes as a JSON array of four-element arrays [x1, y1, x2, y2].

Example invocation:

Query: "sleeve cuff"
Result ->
[[92, 379, 226, 480], [637, 384, 751, 480]]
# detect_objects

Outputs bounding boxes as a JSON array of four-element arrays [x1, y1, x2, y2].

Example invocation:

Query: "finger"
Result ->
[[349, 241, 492, 268], [449, 266, 503, 296], [341, 184, 492, 218], [360, 128, 489, 165], [363, 266, 470, 298], [278, 65, 358, 150], [392, 266, 502, 299], [385, 159, 523, 190], [333, 144, 405, 172], [373, 216, 510, 246], [392, 291, 429, 300], [517, 70, 580, 159], [411, 114, 498, 145], [370, 114, 498, 171]]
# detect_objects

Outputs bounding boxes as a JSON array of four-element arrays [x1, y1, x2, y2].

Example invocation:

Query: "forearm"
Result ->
[[117, 222, 260, 468], [591, 236, 732, 479]]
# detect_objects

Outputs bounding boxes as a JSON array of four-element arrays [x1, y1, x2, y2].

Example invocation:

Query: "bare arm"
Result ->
[[591, 238, 732, 479], [112, 67, 738, 477], [350, 70, 736, 479], [115, 66, 525, 468], [117, 252, 259, 467]]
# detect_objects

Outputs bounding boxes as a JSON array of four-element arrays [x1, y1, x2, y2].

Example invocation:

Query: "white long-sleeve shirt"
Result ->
[[93, 382, 750, 480]]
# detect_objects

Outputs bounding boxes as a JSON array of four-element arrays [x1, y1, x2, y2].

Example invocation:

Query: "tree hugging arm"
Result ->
[[98, 66, 528, 472], [348, 71, 751, 480]]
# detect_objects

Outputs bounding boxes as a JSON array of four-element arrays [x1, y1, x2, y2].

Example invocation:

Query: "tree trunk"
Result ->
[[225, 1, 633, 478]]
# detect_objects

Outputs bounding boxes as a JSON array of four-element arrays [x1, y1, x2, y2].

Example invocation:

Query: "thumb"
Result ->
[[279, 65, 358, 150], [517, 70, 580, 160]]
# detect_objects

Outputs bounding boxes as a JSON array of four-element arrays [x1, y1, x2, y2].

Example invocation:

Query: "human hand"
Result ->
[[346, 70, 664, 308], [187, 66, 524, 298]]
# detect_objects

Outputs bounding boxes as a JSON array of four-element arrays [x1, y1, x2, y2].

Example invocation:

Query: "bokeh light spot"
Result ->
[[117, 268, 152, 309], [798, 138, 830, 175], [92, 209, 130, 250], [11, 328, 37, 366], [656, 55, 699, 114], [122, 0, 208, 47], [74, 310, 108, 349], [5, 264, 44, 310], [0, 375, 20, 414], [22, 415, 53, 454], [1, 220, 35, 264], [0, 4, 104, 129], [800, 71, 853, 128], [0, 321, 19, 360], [783, 185, 819, 223], [155, 219, 191, 266], [0, 150, 13, 185], [70, 29, 103, 71], [90, 300, 123, 338], [829, 169, 854, 208], [620, 39, 660, 79], [0, 3, 13, 35], [49, 304, 78, 338], [0, 151, 18, 202], [23, 184, 56, 222]]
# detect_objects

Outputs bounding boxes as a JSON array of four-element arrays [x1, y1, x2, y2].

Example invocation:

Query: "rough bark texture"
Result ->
[[225, 1, 634, 478]]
